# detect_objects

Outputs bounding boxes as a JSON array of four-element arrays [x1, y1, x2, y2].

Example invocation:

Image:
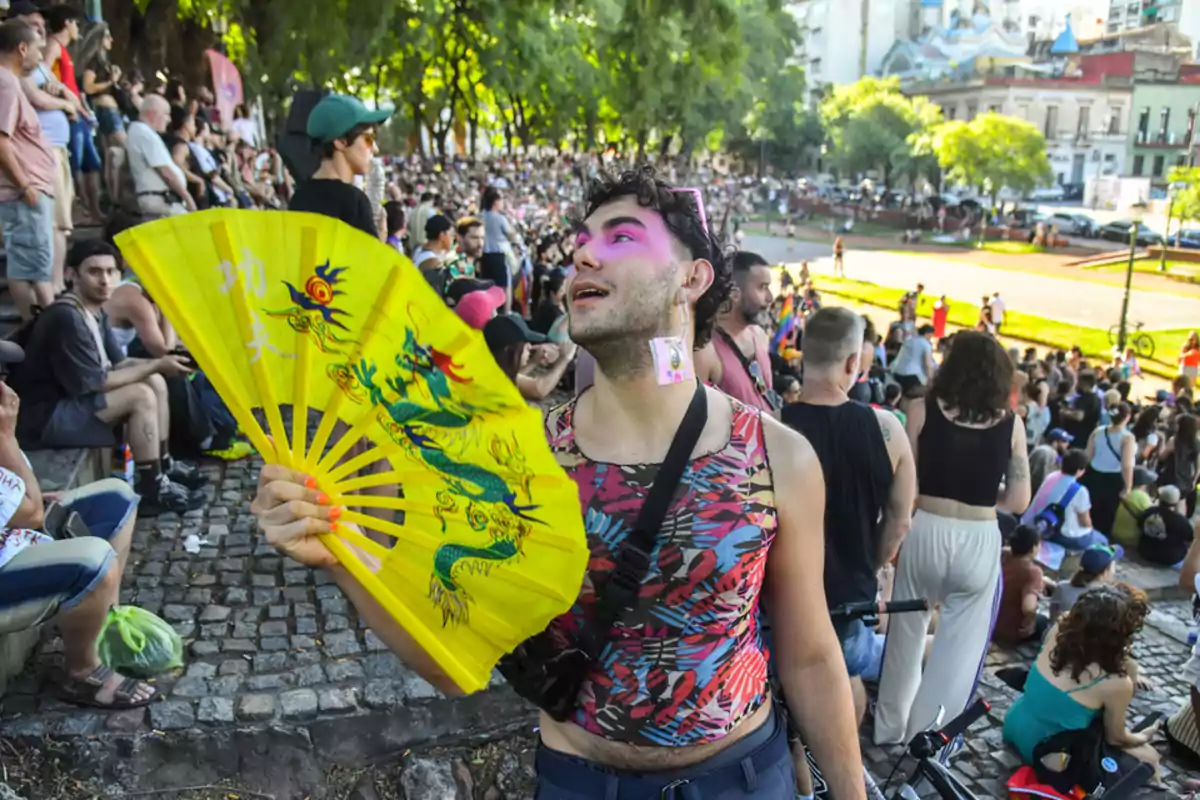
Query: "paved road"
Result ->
[[743, 234, 1200, 331]]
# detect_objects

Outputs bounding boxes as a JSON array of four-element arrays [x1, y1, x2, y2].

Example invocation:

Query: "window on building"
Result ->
[[1137, 106, 1150, 142], [1018, 104, 1030, 121], [1177, 155, 1188, 168], [1108, 107, 1122, 135], [1077, 106, 1090, 138], [966, 103, 978, 121], [1153, 155, 1165, 177], [945, 105, 957, 121], [1159, 107, 1171, 143], [989, 104, 1001, 113], [809, 57, 821, 76], [1132, 154, 1144, 175], [1044, 106, 1058, 139]]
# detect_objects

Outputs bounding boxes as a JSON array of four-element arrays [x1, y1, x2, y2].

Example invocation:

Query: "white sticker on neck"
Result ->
[[649, 335, 694, 386]]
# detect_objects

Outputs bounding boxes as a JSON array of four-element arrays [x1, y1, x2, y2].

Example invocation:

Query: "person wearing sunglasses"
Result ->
[[288, 93, 391, 239]]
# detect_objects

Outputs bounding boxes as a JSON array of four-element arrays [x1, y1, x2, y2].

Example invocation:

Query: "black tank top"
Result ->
[[782, 401, 894, 622], [917, 399, 1014, 507]]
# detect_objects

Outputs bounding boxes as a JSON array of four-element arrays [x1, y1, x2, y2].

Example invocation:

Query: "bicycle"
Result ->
[[868, 699, 1152, 800], [797, 598, 930, 800], [1107, 320, 1156, 360]]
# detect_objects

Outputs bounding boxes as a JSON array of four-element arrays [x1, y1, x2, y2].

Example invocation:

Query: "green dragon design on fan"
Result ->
[[265, 261, 357, 354], [427, 505, 533, 625], [352, 359, 474, 430], [352, 335, 541, 627]]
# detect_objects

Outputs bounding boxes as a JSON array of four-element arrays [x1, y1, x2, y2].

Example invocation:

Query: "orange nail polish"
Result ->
[[304, 476, 318, 489], [317, 492, 330, 506], [330, 521, 340, 532], [329, 506, 343, 521]]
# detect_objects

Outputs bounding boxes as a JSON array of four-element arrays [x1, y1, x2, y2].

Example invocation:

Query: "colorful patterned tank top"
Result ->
[[543, 394, 778, 747]]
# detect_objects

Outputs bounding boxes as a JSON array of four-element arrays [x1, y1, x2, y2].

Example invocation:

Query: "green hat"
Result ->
[[306, 94, 393, 144]]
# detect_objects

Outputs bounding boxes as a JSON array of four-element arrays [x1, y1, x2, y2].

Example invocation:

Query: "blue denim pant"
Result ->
[[534, 707, 794, 799], [68, 118, 101, 174]]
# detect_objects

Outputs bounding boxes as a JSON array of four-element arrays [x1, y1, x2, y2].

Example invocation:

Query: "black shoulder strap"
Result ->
[[579, 382, 708, 659], [716, 327, 758, 380]]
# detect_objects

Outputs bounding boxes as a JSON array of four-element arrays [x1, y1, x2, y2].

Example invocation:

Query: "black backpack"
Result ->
[[1032, 715, 1143, 795]]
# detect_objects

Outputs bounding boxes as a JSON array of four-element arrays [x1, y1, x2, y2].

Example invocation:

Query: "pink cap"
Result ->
[[455, 287, 506, 329]]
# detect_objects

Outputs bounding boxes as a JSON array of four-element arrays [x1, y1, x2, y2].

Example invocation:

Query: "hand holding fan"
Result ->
[[115, 209, 588, 693]]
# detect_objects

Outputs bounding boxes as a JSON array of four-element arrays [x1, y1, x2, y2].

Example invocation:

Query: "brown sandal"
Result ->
[[53, 665, 159, 710]]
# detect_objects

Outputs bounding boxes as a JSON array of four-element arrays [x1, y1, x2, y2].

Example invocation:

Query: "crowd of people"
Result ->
[[0, 3, 269, 721], [243, 92, 1200, 798], [0, 8, 1196, 791]]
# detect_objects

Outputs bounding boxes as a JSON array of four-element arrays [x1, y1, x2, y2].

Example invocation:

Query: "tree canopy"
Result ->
[[125, 0, 808, 165], [931, 112, 1052, 204], [1168, 166, 1200, 228], [819, 76, 942, 186]]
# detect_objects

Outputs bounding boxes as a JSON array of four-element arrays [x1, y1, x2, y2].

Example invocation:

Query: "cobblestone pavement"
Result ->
[[0, 455, 1197, 798]]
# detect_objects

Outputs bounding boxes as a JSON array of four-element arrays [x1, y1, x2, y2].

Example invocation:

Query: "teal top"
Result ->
[[1003, 663, 1106, 762]]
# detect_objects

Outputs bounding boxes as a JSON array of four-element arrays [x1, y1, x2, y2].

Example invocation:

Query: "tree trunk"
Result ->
[[468, 110, 478, 159], [636, 129, 647, 162]]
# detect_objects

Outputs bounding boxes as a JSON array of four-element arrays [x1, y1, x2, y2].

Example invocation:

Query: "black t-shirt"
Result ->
[[1063, 391, 1100, 444], [531, 301, 563, 336], [10, 301, 124, 444], [781, 401, 894, 626], [289, 179, 378, 239], [1138, 505, 1193, 565]]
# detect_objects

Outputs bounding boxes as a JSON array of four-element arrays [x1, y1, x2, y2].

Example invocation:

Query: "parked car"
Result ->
[[1170, 229, 1200, 249], [1048, 212, 1097, 238], [1009, 208, 1045, 229], [1098, 221, 1164, 246], [1028, 185, 1066, 202]]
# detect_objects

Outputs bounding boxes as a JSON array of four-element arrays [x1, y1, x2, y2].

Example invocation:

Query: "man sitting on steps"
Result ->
[[9, 239, 205, 515]]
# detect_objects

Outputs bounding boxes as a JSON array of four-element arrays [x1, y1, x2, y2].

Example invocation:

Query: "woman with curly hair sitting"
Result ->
[[1003, 584, 1160, 779]]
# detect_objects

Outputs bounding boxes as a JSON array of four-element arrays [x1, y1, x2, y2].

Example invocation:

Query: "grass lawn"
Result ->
[[979, 241, 1045, 255], [1085, 258, 1200, 285], [806, 273, 1193, 380]]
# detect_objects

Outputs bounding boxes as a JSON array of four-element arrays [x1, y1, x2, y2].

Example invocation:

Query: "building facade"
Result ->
[[787, 0, 916, 102], [906, 71, 1132, 184], [1126, 79, 1200, 188], [1107, 0, 1200, 57]]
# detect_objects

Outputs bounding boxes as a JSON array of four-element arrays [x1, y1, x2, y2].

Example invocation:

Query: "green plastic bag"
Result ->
[[96, 606, 184, 678]]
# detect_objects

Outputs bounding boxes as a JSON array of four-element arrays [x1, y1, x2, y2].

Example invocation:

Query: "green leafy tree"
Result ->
[[819, 77, 939, 187], [120, 0, 803, 160], [1168, 166, 1200, 231], [932, 112, 1052, 206]]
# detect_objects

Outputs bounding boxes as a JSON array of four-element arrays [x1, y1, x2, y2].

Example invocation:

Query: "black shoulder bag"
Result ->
[[497, 382, 708, 720]]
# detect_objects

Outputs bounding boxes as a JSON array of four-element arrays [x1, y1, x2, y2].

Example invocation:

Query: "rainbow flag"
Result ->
[[772, 292, 797, 354]]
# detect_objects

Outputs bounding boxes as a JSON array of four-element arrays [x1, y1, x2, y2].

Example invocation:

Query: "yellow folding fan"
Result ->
[[115, 209, 588, 694]]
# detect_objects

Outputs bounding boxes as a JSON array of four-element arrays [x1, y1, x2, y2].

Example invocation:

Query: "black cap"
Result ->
[[484, 314, 547, 355], [6, 1, 41, 19], [445, 277, 496, 306], [425, 214, 453, 242]]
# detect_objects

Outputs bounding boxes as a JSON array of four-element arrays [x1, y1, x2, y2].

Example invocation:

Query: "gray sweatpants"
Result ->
[[874, 510, 1002, 745]]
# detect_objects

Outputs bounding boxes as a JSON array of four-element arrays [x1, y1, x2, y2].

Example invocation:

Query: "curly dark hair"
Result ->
[[580, 166, 731, 349], [928, 330, 1014, 424], [1049, 583, 1148, 682]]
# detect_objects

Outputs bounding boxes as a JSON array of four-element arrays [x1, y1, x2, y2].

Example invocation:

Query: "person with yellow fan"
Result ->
[[114, 203, 590, 698], [251, 168, 866, 800]]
